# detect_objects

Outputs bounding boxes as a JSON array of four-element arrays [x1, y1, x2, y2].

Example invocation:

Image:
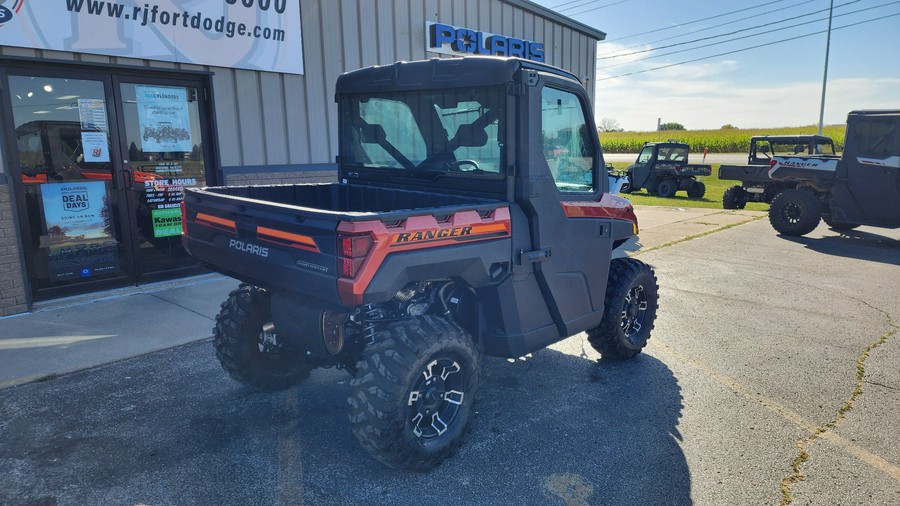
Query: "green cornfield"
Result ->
[[599, 125, 847, 153]]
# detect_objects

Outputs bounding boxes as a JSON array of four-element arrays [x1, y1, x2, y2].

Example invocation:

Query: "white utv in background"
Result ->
[[767, 110, 900, 236]]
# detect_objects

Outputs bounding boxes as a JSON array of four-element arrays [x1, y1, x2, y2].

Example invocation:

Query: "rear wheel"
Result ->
[[656, 179, 677, 198], [588, 258, 659, 360], [687, 181, 706, 199], [722, 185, 747, 209], [213, 284, 311, 391], [769, 189, 821, 236], [348, 316, 480, 471]]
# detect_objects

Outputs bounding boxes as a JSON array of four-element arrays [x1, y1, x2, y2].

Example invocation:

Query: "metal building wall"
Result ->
[[0, 0, 599, 313], [0, 0, 598, 181], [217, 0, 601, 183]]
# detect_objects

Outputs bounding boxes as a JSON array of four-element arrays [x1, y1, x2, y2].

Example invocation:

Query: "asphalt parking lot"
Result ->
[[1, 213, 898, 505]]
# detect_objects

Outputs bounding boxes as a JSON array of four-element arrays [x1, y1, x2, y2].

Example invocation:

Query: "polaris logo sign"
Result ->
[[427, 22, 544, 62]]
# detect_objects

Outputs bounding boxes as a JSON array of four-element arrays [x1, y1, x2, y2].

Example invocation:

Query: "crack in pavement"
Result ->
[[649, 331, 900, 502], [779, 300, 898, 505]]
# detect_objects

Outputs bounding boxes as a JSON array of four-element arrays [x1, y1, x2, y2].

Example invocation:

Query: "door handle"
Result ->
[[123, 168, 135, 190], [518, 248, 552, 264]]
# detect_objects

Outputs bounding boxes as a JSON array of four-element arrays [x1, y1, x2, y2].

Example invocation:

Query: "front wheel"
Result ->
[[656, 179, 677, 198], [588, 258, 659, 360], [348, 316, 480, 471], [213, 284, 311, 391], [687, 181, 706, 199], [722, 185, 747, 209], [769, 189, 821, 236]]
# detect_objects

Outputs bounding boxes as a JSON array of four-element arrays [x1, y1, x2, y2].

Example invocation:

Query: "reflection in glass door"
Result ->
[[5, 67, 215, 301], [117, 81, 208, 278], [8, 75, 130, 293]]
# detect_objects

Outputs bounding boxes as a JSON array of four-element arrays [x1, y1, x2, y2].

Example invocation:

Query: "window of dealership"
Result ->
[[0, 0, 603, 316]]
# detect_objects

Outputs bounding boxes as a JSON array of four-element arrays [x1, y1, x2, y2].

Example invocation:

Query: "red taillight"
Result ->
[[337, 233, 373, 278], [769, 159, 777, 167], [180, 200, 188, 236]]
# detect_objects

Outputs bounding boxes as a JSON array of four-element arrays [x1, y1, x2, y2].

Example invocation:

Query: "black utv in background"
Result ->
[[765, 110, 900, 236], [182, 57, 659, 471], [621, 142, 712, 198], [719, 134, 837, 209]]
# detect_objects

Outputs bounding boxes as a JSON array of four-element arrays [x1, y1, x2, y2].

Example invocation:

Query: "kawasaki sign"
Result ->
[[427, 22, 544, 62]]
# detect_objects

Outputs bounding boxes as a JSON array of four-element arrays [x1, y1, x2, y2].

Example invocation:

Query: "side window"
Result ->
[[541, 87, 595, 193], [637, 146, 654, 164], [854, 119, 896, 158]]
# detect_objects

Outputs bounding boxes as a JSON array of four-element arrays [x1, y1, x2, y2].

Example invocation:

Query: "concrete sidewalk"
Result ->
[[0, 205, 764, 389]]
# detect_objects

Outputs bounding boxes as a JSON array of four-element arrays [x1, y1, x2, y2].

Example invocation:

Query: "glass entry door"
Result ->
[[8, 74, 131, 293], [4, 67, 215, 300], [116, 79, 209, 278]]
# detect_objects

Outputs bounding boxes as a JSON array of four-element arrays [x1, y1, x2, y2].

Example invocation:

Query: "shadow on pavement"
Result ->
[[0, 339, 690, 506], [780, 228, 900, 266]]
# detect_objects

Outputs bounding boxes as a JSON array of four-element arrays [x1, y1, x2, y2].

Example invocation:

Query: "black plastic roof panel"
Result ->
[[335, 57, 579, 94]]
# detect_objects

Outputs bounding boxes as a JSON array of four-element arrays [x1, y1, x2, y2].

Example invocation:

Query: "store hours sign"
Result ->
[[0, 0, 303, 74]]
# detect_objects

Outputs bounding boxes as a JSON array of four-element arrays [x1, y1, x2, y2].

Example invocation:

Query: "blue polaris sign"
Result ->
[[427, 22, 544, 62]]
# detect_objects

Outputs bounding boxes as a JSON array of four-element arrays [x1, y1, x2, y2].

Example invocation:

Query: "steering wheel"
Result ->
[[446, 159, 481, 172]]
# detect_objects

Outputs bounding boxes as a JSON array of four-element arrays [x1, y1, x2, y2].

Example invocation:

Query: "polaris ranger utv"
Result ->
[[766, 110, 900, 236], [719, 134, 836, 209], [621, 142, 711, 198], [182, 57, 658, 471]]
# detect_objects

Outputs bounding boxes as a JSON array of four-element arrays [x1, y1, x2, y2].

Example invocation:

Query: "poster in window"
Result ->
[[136, 85, 193, 153], [77, 99, 108, 132], [81, 131, 110, 163], [40, 182, 119, 281]]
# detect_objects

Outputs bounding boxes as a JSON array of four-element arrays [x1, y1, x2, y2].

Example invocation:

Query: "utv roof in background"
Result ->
[[847, 109, 900, 117], [750, 135, 835, 143], [335, 57, 581, 95]]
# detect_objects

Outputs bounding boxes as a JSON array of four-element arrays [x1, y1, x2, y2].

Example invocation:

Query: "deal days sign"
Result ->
[[0, 0, 303, 74]]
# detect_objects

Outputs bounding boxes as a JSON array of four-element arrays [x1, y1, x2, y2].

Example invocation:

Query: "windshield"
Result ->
[[341, 87, 504, 176], [657, 146, 688, 162], [754, 138, 836, 158]]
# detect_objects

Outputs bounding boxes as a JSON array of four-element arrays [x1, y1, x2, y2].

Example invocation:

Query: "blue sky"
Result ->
[[530, 0, 900, 131]]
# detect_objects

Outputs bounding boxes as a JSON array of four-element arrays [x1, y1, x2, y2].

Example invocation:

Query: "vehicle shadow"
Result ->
[[0, 339, 690, 506], [779, 227, 900, 266]]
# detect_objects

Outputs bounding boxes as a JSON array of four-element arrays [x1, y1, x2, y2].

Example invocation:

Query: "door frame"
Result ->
[[0, 57, 220, 303]]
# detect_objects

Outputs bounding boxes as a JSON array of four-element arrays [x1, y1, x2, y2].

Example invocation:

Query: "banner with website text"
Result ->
[[0, 0, 303, 74]]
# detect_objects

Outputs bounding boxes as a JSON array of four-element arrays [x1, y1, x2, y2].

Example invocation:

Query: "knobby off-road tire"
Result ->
[[687, 181, 706, 199], [588, 258, 659, 360], [656, 179, 677, 198], [348, 315, 480, 471], [722, 185, 747, 209], [213, 284, 310, 391], [769, 189, 821, 236]]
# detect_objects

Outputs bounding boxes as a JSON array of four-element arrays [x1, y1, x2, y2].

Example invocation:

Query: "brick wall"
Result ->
[[0, 184, 29, 316]]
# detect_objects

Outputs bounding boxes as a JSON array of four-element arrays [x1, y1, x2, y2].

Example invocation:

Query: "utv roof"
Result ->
[[847, 109, 900, 117], [750, 135, 834, 143], [640, 141, 690, 147], [335, 57, 581, 94]]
